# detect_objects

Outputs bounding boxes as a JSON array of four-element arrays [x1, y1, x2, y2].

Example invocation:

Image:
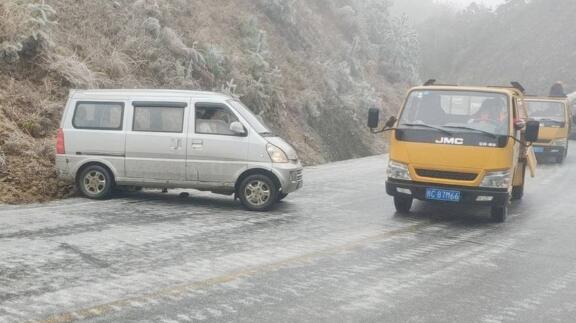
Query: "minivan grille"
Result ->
[[416, 169, 478, 181], [296, 169, 303, 182]]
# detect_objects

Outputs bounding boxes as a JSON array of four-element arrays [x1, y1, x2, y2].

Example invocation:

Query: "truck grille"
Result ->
[[536, 139, 551, 144], [416, 169, 478, 181]]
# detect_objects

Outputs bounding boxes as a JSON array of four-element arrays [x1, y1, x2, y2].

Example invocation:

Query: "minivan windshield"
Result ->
[[399, 90, 510, 136], [228, 100, 272, 135], [526, 100, 565, 126]]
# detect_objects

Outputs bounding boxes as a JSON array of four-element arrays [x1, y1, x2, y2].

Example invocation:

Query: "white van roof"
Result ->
[[70, 89, 233, 101]]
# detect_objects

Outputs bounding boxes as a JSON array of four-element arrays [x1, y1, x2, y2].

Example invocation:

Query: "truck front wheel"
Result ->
[[491, 206, 508, 223], [394, 196, 413, 214], [511, 164, 526, 201]]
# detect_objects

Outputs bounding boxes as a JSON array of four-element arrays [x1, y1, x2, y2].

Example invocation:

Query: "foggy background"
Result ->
[[438, 0, 506, 8]]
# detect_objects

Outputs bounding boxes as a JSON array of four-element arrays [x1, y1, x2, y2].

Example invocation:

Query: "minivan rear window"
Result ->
[[73, 102, 124, 130], [133, 105, 185, 133]]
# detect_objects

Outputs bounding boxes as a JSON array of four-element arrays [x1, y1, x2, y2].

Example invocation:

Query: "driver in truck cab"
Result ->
[[368, 81, 540, 222]]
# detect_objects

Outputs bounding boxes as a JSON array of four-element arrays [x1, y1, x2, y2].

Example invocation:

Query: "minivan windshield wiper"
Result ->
[[259, 131, 275, 137], [400, 123, 454, 136], [443, 125, 498, 138]]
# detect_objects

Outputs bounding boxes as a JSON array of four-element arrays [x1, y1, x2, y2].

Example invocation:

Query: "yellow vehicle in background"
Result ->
[[368, 81, 540, 222], [525, 97, 574, 163]]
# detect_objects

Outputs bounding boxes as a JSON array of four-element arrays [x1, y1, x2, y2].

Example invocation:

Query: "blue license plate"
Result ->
[[426, 188, 461, 202], [533, 147, 545, 153]]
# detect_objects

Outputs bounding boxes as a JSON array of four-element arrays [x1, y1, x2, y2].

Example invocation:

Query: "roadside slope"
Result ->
[[0, 0, 419, 203]]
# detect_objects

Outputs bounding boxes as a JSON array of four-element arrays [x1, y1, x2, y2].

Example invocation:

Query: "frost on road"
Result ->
[[1, 155, 576, 322]]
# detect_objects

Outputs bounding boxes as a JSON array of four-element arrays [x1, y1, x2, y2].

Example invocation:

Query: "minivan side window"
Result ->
[[73, 102, 124, 130], [195, 104, 240, 136], [133, 104, 185, 133]]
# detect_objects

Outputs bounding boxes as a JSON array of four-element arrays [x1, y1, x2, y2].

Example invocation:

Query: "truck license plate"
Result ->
[[426, 188, 461, 202]]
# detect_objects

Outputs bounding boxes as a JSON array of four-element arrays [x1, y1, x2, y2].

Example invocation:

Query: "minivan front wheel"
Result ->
[[78, 165, 113, 200], [239, 175, 278, 211]]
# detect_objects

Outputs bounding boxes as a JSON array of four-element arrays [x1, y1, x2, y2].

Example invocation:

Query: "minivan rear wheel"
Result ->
[[78, 165, 113, 200], [239, 175, 278, 211]]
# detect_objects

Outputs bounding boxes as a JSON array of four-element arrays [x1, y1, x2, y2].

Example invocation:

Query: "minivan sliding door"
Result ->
[[125, 101, 190, 181], [188, 102, 250, 183]]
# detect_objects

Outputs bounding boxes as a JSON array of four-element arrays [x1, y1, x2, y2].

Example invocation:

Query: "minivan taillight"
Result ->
[[56, 128, 65, 155]]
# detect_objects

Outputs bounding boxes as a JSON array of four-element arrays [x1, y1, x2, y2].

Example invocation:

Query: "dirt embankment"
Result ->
[[0, 0, 418, 203]]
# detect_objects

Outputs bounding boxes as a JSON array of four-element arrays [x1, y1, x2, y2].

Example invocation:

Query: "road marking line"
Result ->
[[34, 220, 432, 323]]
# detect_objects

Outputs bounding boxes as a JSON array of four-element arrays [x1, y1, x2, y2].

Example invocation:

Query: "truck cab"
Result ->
[[525, 97, 573, 163], [368, 82, 540, 222]]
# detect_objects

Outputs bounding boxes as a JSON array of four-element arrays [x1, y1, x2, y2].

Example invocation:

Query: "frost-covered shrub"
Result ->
[[0, 1, 56, 63], [260, 0, 297, 26], [0, 150, 7, 175]]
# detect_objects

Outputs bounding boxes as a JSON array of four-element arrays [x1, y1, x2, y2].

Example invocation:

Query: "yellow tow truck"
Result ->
[[368, 81, 540, 222], [525, 96, 573, 163]]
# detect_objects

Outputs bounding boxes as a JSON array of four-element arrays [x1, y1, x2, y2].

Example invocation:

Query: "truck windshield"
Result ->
[[228, 100, 273, 135], [526, 101, 565, 125], [399, 90, 510, 136]]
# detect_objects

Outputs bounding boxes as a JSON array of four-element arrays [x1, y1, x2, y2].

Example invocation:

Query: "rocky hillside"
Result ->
[[0, 0, 419, 203]]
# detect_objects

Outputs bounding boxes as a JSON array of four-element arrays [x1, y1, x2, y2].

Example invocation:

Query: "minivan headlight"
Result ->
[[387, 161, 412, 181], [480, 170, 512, 189], [267, 144, 289, 163], [551, 138, 568, 147]]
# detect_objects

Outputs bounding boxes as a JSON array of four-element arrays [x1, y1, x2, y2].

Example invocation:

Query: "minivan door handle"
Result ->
[[190, 139, 203, 150], [170, 138, 183, 150]]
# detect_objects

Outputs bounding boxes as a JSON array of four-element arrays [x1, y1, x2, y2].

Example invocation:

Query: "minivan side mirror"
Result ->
[[230, 121, 247, 136], [525, 120, 540, 143], [368, 108, 380, 129]]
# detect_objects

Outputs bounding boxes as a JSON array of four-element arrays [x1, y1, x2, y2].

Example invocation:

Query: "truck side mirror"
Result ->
[[368, 108, 380, 129], [384, 116, 398, 128], [573, 115, 576, 125], [525, 120, 540, 143]]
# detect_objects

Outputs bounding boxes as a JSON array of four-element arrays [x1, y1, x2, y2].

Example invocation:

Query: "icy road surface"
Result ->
[[1, 153, 576, 323]]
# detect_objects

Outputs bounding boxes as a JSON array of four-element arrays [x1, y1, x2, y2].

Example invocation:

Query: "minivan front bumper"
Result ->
[[386, 179, 510, 207], [273, 163, 304, 194]]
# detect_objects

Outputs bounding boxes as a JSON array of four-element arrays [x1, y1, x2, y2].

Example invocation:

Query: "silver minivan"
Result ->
[[55, 89, 303, 211]]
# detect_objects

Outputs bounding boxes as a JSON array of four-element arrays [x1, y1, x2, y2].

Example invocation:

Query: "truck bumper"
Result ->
[[386, 179, 510, 207], [532, 144, 566, 157]]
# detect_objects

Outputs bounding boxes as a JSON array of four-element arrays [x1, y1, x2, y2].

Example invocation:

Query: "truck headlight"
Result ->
[[480, 170, 512, 189], [388, 161, 412, 181], [267, 144, 289, 163], [551, 138, 568, 147]]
